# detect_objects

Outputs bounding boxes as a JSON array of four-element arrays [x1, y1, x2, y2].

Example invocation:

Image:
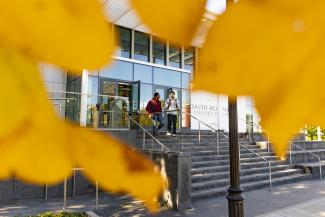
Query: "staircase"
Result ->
[[136, 129, 312, 200]]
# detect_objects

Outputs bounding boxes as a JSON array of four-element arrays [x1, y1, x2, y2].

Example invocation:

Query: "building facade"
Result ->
[[44, 24, 194, 130]]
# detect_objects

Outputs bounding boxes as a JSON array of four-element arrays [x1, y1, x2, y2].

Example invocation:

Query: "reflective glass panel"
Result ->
[[182, 89, 191, 128], [139, 83, 153, 126], [182, 73, 190, 89], [184, 47, 194, 72], [169, 45, 181, 68], [134, 64, 152, 83], [100, 60, 133, 81], [134, 31, 150, 62], [153, 68, 181, 88], [87, 76, 99, 127], [153, 37, 166, 65], [116, 26, 131, 58]]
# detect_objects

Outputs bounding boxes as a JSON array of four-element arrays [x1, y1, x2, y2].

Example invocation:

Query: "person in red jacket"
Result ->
[[146, 92, 165, 136]]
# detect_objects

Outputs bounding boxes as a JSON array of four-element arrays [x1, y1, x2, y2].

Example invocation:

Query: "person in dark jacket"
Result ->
[[146, 92, 165, 136]]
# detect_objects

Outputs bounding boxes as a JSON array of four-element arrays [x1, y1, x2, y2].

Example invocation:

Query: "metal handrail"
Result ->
[[237, 117, 271, 152], [128, 115, 169, 152], [240, 144, 272, 190], [182, 111, 221, 154], [290, 143, 322, 180]]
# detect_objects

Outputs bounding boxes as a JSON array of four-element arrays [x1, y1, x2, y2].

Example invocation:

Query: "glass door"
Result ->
[[131, 81, 140, 113], [99, 79, 116, 128]]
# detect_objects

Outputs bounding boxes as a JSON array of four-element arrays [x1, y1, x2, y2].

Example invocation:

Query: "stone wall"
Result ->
[[145, 151, 192, 210]]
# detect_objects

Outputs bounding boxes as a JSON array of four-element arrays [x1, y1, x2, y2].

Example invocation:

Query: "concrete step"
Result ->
[[191, 149, 271, 157], [191, 168, 303, 191], [191, 150, 275, 158], [191, 161, 288, 175], [192, 164, 296, 183], [192, 156, 280, 168], [191, 173, 312, 200]]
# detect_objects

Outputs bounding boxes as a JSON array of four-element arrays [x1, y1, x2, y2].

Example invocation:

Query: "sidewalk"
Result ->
[[1, 180, 325, 216], [256, 197, 325, 217]]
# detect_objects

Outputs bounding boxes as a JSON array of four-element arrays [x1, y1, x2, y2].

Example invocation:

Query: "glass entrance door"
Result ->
[[99, 79, 117, 128]]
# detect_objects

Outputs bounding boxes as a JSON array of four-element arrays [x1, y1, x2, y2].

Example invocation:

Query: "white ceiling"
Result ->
[[100, 0, 220, 47]]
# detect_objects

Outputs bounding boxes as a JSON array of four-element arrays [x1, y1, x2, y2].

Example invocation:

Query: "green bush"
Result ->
[[26, 212, 87, 217], [306, 125, 318, 141]]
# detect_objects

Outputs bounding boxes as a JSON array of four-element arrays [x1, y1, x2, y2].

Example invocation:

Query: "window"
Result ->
[[153, 68, 181, 88], [182, 89, 191, 128], [153, 37, 166, 65], [116, 26, 131, 58], [169, 45, 181, 68], [100, 60, 133, 81], [182, 73, 190, 89], [87, 76, 99, 126], [139, 83, 153, 126], [134, 64, 152, 83], [134, 31, 150, 62], [184, 47, 194, 72]]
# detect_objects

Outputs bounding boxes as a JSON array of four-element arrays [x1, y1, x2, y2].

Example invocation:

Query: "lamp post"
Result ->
[[227, 96, 245, 217]]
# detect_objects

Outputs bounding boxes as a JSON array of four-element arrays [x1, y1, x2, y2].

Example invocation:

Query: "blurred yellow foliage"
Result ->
[[0, 0, 163, 211]]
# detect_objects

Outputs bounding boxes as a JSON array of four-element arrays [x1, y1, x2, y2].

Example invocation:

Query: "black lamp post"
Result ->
[[227, 97, 245, 217]]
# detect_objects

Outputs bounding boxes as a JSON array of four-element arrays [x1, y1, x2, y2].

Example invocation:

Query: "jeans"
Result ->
[[152, 114, 165, 133], [167, 114, 177, 134]]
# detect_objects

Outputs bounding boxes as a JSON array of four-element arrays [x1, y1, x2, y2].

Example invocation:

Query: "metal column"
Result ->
[[227, 97, 245, 217]]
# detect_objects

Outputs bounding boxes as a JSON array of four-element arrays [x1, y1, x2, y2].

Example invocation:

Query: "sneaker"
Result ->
[[166, 132, 172, 136], [172, 134, 176, 137]]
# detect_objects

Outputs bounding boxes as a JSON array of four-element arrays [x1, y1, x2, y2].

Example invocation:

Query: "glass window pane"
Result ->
[[134, 64, 152, 83], [153, 68, 181, 87], [153, 37, 166, 65], [100, 60, 133, 81], [169, 45, 181, 68], [184, 47, 194, 72], [87, 76, 99, 127], [182, 89, 191, 128], [116, 26, 131, 58], [134, 31, 149, 62], [182, 73, 190, 89], [139, 83, 153, 126]]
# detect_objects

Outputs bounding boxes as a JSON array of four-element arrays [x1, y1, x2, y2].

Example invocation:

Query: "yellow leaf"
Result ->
[[194, 0, 325, 156], [131, 0, 207, 45], [0, 45, 72, 183], [69, 126, 165, 211], [0, 0, 115, 72]]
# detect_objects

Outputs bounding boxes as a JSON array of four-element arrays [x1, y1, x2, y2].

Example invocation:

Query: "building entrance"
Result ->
[[98, 78, 140, 129]]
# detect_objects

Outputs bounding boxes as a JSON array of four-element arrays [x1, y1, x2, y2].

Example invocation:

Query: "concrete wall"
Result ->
[[145, 151, 192, 210]]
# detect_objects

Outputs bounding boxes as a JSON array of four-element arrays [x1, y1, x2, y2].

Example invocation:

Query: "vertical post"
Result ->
[[267, 134, 270, 152], [45, 183, 48, 200], [73, 170, 76, 198], [217, 131, 220, 155], [227, 97, 245, 217], [63, 177, 67, 210], [179, 110, 182, 153], [289, 144, 292, 165], [198, 122, 201, 145], [143, 131, 146, 150], [95, 181, 99, 210]]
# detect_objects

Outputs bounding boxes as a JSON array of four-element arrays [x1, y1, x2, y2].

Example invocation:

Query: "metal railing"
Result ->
[[182, 111, 223, 154], [128, 114, 169, 152], [289, 143, 322, 180], [237, 117, 271, 152], [44, 168, 100, 210], [240, 144, 272, 190]]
